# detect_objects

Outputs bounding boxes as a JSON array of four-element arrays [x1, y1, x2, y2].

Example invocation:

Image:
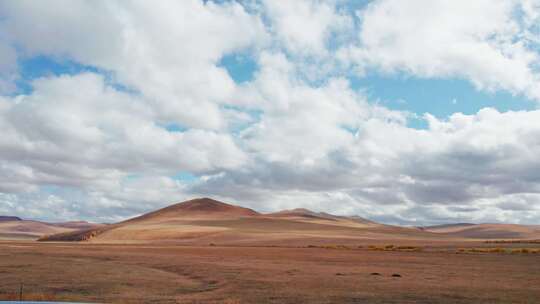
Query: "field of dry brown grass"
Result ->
[[3, 199, 540, 303], [1, 240, 539, 304]]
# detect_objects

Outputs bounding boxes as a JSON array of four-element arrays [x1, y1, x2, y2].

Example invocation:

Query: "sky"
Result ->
[[0, 0, 540, 225]]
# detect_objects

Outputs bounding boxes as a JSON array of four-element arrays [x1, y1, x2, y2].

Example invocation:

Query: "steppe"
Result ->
[[0, 198, 539, 303]]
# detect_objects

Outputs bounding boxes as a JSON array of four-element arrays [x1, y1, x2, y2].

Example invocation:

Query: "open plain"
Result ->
[[1, 199, 539, 303], [1, 240, 539, 303]]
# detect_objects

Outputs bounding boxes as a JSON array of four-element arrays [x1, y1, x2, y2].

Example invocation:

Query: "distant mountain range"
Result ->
[[2, 198, 539, 244], [0, 217, 103, 240], [0, 216, 22, 222]]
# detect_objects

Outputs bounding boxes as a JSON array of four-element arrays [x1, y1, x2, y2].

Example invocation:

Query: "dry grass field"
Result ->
[[1, 241, 539, 304], [2, 199, 539, 303]]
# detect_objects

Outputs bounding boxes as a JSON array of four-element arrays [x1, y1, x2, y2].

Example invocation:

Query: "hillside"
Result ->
[[0, 217, 103, 240], [267, 208, 378, 227], [0, 216, 22, 222], [423, 223, 540, 239], [125, 197, 260, 222], [40, 198, 436, 244], [0, 220, 78, 240], [38, 198, 540, 244]]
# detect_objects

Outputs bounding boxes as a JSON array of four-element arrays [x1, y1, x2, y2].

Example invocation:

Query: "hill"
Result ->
[[0, 220, 76, 240], [0, 216, 22, 222], [51, 221, 102, 230], [267, 208, 378, 227], [39, 198, 540, 244], [40, 198, 436, 244], [125, 197, 259, 222], [422, 223, 540, 239], [0, 217, 103, 240]]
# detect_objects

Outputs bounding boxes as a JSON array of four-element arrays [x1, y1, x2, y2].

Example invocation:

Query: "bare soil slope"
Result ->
[[0, 220, 78, 240], [267, 208, 378, 227], [423, 223, 540, 239], [0, 216, 104, 240], [40, 198, 540, 244], [0, 216, 22, 222], [40, 198, 442, 244]]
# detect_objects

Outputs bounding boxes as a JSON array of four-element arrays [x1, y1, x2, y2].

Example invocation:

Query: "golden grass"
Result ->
[[456, 247, 540, 254], [307, 244, 352, 250], [0, 292, 59, 301], [305, 244, 424, 251], [3, 241, 540, 303], [485, 239, 540, 244], [367, 244, 423, 252]]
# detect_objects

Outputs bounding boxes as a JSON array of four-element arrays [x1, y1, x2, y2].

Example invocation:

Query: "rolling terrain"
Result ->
[[38, 198, 540, 244], [1, 241, 539, 303], [2, 198, 540, 303], [0, 216, 103, 240], [39, 198, 431, 244], [422, 223, 540, 239]]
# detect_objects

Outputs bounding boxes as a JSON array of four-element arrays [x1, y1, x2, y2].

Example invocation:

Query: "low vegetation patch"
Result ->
[[456, 247, 540, 254], [0, 292, 59, 301], [485, 239, 540, 244], [306, 244, 352, 250], [367, 244, 423, 252]]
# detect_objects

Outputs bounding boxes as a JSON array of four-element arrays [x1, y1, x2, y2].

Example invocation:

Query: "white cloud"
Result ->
[[262, 0, 352, 56], [0, 42, 17, 93], [235, 52, 373, 163], [0, 73, 247, 193], [194, 108, 540, 225], [341, 0, 540, 100], [0, 0, 267, 129], [0, 0, 540, 225]]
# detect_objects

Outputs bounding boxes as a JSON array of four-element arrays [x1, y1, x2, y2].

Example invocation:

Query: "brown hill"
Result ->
[[268, 208, 340, 220], [422, 223, 540, 239], [0, 217, 104, 240], [0, 216, 22, 222], [40, 198, 260, 242], [126, 197, 259, 222], [39, 198, 540, 245], [0, 220, 77, 240], [52, 221, 104, 230], [39, 198, 439, 244], [266, 208, 378, 227]]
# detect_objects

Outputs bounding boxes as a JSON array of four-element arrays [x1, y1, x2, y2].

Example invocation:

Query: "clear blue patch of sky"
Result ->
[[337, 0, 372, 14], [171, 171, 198, 183], [160, 122, 188, 133], [16, 55, 99, 94], [351, 73, 536, 129], [16, 55, 138, 95], [218, 53, 258, 84]]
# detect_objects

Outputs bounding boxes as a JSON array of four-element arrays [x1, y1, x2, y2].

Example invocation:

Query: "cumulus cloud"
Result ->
[[261, 0, 352, 56], [0, 0, 539, 225], [0, 42, 17, 94], [193, 108, 540, 225], [341, 0, 540, 100], [0, 0, 267, 129], [0, 73, 247, 192]]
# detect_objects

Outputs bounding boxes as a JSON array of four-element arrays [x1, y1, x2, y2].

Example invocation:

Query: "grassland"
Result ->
[[1, 241, 539, 304]]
